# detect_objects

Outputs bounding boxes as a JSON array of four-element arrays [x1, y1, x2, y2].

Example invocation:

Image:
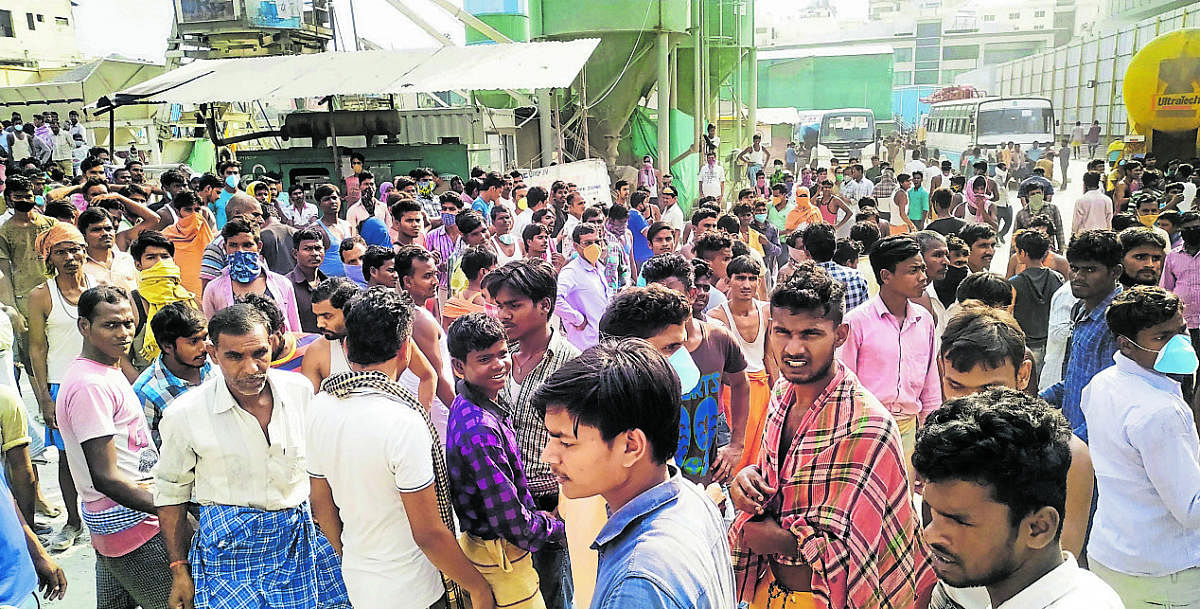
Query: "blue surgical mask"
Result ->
[[34, 195, 44, 208], [228, 250, 261, 283], [498, 233, 515, 245], [225, 174, 239, 189], [668, 346, 701, 395], [1131, 334, 1200, 375], [754, 213, 767, 223], [441, 212, 457, 227]]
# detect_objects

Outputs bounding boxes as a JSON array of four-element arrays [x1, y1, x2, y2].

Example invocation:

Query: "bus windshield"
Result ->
[[821, 114, 873, 143], [977, 107, 1053, 136]]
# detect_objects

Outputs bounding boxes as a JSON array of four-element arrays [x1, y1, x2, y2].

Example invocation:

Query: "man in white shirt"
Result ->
[[153, 303, 350, 609], [841, 163, 874, 204], [1083, 285, 1200, 608], [659, 185, 684, 243], [49, 119, 74, 177], [698, 151, 726, 202], [917, 388, 1123, 609], [904, 148, 927, 178], [308, 287, 493, 609]]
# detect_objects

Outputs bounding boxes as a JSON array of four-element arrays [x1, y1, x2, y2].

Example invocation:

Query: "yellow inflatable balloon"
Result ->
[[1124, 29, 1200, 133]]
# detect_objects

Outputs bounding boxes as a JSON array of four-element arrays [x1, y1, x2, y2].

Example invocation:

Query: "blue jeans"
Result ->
[[532, 494, 574, 609], [746, 164, 762, 184]]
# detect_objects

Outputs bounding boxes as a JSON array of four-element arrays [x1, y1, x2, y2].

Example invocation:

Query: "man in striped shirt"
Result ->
[[483, 260, 579, 609], [729, 263, 935, 609]]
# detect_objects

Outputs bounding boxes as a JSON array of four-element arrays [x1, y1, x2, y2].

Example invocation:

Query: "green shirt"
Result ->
[[907, 186, 930, 221], [0, 213, 55, 315]]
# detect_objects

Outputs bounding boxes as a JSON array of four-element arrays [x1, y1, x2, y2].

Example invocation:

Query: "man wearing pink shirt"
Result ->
[[840, 234, 941, 473], [55, 286, 171, 608]]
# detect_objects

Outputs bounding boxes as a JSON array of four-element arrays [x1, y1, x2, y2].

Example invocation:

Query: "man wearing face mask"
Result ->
[[213, 160, 243, 229], [0, 175, 56, 329], [638, 256, 750, 487], [555, 224, 610, 350], [345, 171, 388, 234], [200, 218, 302, 332], [1083, 286, 1200, 607]]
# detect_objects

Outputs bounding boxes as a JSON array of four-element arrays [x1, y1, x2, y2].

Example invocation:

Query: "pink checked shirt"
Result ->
[[839, 295, 941, 419], [1162, 248, 1200, 329]]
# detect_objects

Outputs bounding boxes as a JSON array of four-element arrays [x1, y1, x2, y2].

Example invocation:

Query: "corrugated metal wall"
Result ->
[[992, 4, 1197, 145]]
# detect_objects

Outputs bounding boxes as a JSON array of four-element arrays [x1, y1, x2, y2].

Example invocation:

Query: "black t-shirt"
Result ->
[[926, 216, 966, 237]]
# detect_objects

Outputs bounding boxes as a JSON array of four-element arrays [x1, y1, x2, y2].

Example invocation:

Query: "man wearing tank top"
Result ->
[[738, 134, 771, 185], [27, 222, 92, 551], [302, 277, 363, 392], [708, 255, 777, 472]]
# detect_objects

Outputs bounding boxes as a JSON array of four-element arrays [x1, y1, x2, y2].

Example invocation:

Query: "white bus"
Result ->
[[923, 97, 1055, 165]]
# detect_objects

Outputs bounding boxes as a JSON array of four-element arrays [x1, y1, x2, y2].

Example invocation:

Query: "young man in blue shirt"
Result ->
[[533, 338, 735, 609]]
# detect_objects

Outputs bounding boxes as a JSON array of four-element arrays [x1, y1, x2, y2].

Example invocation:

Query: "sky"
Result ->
[[72, 0, 846, 63]]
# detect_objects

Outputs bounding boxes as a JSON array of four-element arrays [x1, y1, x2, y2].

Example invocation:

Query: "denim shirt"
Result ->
[[590, 466, 735, 609]]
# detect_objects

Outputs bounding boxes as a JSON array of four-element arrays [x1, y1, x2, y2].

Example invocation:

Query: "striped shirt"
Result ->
[[271, 333, 321, 373], [501, 329, 580, 497], [730, 364, 935, 609]]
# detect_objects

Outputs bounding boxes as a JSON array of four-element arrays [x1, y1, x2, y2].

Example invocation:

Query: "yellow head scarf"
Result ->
[[137, 259, 196, 362]]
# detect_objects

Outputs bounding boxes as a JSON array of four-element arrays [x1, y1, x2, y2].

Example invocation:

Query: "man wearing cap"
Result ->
[[660, 185, 684, 245]]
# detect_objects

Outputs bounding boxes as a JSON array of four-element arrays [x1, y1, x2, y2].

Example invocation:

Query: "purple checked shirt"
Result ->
[[445, 380, 566, 552]]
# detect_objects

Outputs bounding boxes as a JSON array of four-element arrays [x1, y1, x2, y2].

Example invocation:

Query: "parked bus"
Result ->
[[923, 97, 1055, 166], [794, 108, 876, 167]]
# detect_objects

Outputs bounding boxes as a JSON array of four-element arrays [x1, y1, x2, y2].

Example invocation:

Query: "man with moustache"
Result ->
[[1117, 226, 1166, 289], [729, 263, 935, 609], [154, 304, 349, 609], [917, 389, 1121, 609], [300, 277, 363, 390]]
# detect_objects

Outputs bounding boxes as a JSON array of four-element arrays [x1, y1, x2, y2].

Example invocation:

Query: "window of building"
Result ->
[[1009, 12, 1020, 18], [916, 46, 940, 62], [55, 16, 68, 26], [36, 14, 43, 22], [915, 69, 940, 85], [1034, 10, 1046, 17], [942, 68, 970, 83], [25, 12, 34, 30], [942, 45, 980, 60], [916, 22, 942, 37], [983, 14, 995, 22], [0, 10, 12, 37], [894, 71, 913, 85], [1033, 24, 1045, 29], [895, 47, 913, 62]]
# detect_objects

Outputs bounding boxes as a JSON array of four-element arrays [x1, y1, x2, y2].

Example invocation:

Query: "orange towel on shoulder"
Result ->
[[162, 214, 215, 296]]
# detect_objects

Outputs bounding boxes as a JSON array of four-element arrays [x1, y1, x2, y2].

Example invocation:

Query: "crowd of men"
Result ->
[[0, 131, 1199, 609]]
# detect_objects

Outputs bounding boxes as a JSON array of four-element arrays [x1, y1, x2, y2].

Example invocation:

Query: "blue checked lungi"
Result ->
[[189, 503, 350, 609]]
